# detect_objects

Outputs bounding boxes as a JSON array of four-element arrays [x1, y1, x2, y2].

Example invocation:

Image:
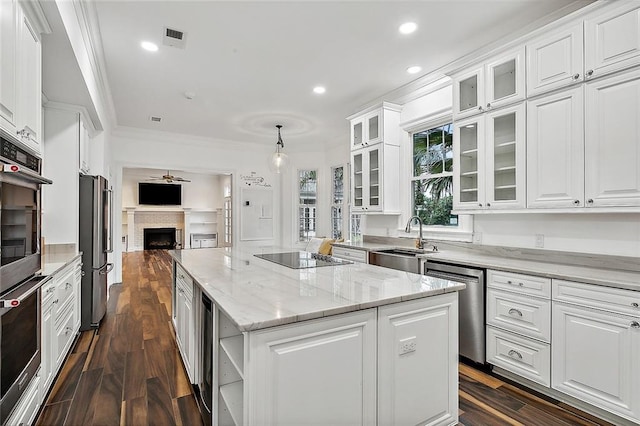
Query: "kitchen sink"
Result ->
[[369, 247, 434, 274]]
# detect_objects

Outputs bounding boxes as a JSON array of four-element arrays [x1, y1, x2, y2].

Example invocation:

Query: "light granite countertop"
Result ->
[[169, 247, 466, 332], [40, 246, 82, 276], [334, 241, 640, 292]]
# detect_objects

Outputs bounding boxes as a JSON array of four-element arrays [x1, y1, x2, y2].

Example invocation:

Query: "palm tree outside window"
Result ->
[[411, 123, 458, 226]]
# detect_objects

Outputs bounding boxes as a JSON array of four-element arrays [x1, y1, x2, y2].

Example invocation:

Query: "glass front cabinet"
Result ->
[[453, 47, 525, 120], [351, 146, 382, 213], [454, 103, 525, 211]]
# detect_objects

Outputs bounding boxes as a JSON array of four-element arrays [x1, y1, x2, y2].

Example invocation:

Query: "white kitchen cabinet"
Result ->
[[187, 210, 218, 248], [584, 1, 640, 81], [40, 278, 56, 396], [332, 246, 368, 263], [351, 144, 400, 213], [453, 47, 525, 119], [248, 308, 377, 426], [348, 102, 400, 150], [0, 0, 18, 137], [527, 86, 584, 208], [526, 23, 583, 98], [552, 301, 640, 424], [454, 102, 525, 210], [15, 5, 41, 154], [377, 293, 458, 426], [5, 372, 40, 426], [584, 69, 640, 207], [173, 264, 195, 382]]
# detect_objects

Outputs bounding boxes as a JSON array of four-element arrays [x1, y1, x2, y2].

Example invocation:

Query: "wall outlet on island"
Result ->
[[535, 234, 544, 248], [473, 232, 482, 244], [398, 336, 417, 355]]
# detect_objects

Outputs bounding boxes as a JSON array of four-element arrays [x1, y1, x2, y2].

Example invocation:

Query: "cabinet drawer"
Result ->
[[552, 279, 640, 316], [488, 270, 551, 298], [175, 263, 194, 290], [54, 270, 75, 315], [487, 289, 551, 343], [487, 326, 550, 387], [41, 278, 56, 306], [5, 373, 40, 426], [55, 301, 76, 366], [332, 247, 367, 263]]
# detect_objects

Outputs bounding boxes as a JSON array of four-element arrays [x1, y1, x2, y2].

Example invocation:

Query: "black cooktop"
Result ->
[[254, 251, 353, 269]]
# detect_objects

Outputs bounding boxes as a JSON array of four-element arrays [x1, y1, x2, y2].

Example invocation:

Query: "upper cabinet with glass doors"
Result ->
[[348, 102, 401, 150], [453, 47, 525, 120]]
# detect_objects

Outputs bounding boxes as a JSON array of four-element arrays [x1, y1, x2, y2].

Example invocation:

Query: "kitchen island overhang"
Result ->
[[169, 248, 465, 426]]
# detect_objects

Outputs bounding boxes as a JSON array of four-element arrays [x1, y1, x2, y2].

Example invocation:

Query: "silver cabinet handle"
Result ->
[[65, 326, 73, 335], [572, 73, 580, 80], [53, 299, 59, 304], [478, 106, 483, 111], [631, 321, 640, 329], [586, 69, 594, 78], [46, 287, 55, 294], [478, 203, 483, 207], [487, 203, 491, 207], [506, 280, 524, 287], [573, 199, 580, 205], [508, 308, 523, 317], [486, 103, 491, 109], [65, 283, 72, 290], [587, 199, 594, 204], [632, 302, 639, 308], [508, 349, 523, 359]]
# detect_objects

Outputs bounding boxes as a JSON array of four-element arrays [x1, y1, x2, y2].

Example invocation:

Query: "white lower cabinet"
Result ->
[[378, 293, 459, 426], [248, 309, 377, 426], [173, 264, 195, 382], [332, 246, 368, 263], [552, 300, 640, 424], [40, 257, 82, 404]]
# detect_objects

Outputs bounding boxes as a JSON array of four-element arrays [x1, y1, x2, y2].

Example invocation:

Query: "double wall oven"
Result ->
[[0, 136, 51, 424]]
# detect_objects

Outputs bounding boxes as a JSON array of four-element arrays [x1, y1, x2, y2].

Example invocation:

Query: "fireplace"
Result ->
[[143, 228, 176, 250]]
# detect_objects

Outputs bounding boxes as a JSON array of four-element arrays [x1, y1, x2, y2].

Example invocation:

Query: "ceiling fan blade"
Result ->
[[174, 177, 191, 182]]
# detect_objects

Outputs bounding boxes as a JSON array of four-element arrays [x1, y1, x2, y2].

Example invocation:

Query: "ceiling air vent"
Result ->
[[163, 27, 187, 49], [150, 116, 162, 123]]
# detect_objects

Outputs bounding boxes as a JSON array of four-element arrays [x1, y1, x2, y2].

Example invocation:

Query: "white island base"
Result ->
[[208, 293, 458, 426]]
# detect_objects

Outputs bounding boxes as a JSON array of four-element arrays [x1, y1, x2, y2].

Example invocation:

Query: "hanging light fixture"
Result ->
[[269, 124, 289, 174]]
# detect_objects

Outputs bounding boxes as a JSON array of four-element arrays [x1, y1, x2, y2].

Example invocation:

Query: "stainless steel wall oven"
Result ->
[[0, 136, 51, 424]]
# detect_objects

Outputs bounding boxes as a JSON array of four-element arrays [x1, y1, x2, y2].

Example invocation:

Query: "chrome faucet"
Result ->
[[405, 216, 425, 249]]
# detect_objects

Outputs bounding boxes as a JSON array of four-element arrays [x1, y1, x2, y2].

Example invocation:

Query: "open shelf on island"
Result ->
[[220, 335, 244, 378], [219, 381, 243, 426]]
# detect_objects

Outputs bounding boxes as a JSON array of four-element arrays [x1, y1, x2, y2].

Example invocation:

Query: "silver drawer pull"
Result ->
[[53, 299, 59, 304], [506, 280, 524, 287], [46, 287, 55, 294], [632, 302, 639, 308], [508, 349, 523, 360], [65, 283, 72, 290], [508, 308, 523, 317], [631, 321, 640, 329]]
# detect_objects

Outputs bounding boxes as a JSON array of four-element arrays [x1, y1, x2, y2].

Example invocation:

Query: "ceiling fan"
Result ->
[[148, 170, 191, 183]]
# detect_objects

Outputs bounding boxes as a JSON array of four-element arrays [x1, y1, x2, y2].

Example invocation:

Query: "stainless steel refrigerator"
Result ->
[[79, 175, 113, 330]]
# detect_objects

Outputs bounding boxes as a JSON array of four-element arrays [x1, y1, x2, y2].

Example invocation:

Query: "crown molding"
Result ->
[[21, 1, 52, 36], [400, 107, 452, 133], [44, 100, 100, 136]]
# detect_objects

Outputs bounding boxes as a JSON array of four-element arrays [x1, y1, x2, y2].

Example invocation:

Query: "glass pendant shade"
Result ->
[[269, 125, 288, 174]]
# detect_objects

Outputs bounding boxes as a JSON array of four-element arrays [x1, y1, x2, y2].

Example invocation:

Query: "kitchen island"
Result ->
[[169, 247, 465, 426]]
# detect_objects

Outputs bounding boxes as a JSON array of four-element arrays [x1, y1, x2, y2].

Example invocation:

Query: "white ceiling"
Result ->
[[51, 1, 596, 149]]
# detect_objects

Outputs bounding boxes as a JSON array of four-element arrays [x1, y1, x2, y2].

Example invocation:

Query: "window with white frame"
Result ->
[[223, 197, 232, 246], [331, 166, 344, 239], [298, 170, 317, 242], [411, 123, 459, 226]]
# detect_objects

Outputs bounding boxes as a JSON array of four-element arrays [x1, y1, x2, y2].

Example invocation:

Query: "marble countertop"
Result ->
[[169, 248, 466, 332], [40, 248, 82, 276], [335, 241, 640, 292]]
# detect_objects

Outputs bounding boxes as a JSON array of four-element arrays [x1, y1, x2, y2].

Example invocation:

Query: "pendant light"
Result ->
[[269, 124, 289, 174]]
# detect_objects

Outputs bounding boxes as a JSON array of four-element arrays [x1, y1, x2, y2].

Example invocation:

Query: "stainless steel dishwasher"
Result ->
[[423, 261, 486, 364]]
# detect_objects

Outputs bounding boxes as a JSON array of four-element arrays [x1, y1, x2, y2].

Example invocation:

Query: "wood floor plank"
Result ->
[[144, 337, 169, 382], [123, 349, 147, 401], [122, 396, 147, 426], [64, 367, 103, 426], [459, 362, 504, 389], [164, 348, 192, 398], [147, 377, 176, 425], [35, 400, 71, 426], [460, 373, 526, 412], [72, 330, 95, 354], [459, 390, 525, 426], [459, 394, 514, 426], [85, 333, 110, 371], [175, 394, 204, 426], [92, 370, 123, 425], [46, 352, 87, 404]]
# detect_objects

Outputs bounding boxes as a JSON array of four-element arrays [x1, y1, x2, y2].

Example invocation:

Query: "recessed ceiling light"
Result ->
[[313, 86, 326, 94], [407, 66, 422, 74], [141, 41, 159, 52], [399, 22, 417, 35]]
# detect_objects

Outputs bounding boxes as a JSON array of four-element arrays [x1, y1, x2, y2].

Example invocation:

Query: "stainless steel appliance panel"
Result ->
[[79, 175, 112, 330], [424, 261, 486, 364]]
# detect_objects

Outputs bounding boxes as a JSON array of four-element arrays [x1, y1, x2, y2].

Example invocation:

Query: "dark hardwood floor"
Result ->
[[36, 250, 612, 425]]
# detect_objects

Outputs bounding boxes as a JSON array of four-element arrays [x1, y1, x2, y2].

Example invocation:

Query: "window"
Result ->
[[331, 166, 344, 239], [350, 213, 362, 244], [298, 170, 317, 242], [223, 197, 232, 246], [411, 123, 458, 226]]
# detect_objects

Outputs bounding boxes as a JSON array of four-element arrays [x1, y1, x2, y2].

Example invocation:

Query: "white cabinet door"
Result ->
[[453, 65, 485, 119], [552, 302, 640, 424], [351, 116, 364, 149], [0, 0, 18, 136], [40, 298, 55, 394], [16, 6, 41, 154], [485, 47, 526, 111], [527, 23, 583, 97], [351, 145, 383, 213], [585, 2, 640, 80], [247, 309, 376, 426], [527, 86, 584, 208], [454, 115, 485, 210], [485, 102, 526, 209], [378, 293, 458, 426], [585, 69, 640, 207]]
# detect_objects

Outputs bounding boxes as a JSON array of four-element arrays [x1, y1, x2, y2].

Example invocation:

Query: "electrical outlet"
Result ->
[[535, 234, 544, 248], [398, 336, 417, 355], [473, 232, 482, 244]]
